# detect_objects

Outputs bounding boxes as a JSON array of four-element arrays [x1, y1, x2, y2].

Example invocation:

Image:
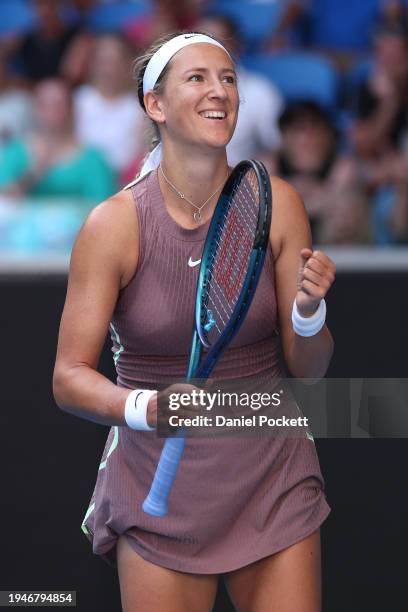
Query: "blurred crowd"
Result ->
[[0, 0, 408, 246]]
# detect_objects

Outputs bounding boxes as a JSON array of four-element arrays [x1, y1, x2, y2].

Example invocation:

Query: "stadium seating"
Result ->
[[85, 0, 149, 33], [242, 51, 338, 109], [304, 0, 382, 51], [207, 0, 285, 47], [0, 1, 35, 38]]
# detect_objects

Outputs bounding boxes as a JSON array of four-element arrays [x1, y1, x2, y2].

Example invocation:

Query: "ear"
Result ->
[[144, 91, 166, 125]]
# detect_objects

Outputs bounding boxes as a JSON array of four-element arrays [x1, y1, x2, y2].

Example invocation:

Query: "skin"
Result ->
[[280, 118, 335, 175], [351, 33, 408, 159], [90, 36, 134, 98], [53, 42, 335, 611]]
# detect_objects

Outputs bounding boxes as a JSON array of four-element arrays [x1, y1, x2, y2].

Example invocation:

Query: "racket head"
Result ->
[[195, 159, 272, 361]]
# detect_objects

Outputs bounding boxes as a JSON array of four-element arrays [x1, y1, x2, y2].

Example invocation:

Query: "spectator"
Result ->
[[0, 49, 32, 149], [372, 154, 408, 246], [273, 101, 369, 244], [263, 1, 306, 51], [389, 161, 408, 241], [364, 150, 408, 243], [125, 0, 198, 52], [198, 14, 283, 165], [350, 18, 408, 159], [9, 0, 93, 86], [383, 0, 408, 26], [0, 79, 115, 202], [74, 34, 146, 174], [349, 16, 408, 243]]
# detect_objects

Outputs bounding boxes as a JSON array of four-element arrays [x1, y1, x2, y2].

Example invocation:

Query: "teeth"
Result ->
[[201, 111, 226, 119]]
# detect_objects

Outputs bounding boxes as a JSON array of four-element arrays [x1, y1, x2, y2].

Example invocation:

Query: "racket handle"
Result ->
[[142, 436, 186, 517]]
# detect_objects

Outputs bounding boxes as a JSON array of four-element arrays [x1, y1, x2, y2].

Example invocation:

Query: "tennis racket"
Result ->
[[143, 159, 272, 517]]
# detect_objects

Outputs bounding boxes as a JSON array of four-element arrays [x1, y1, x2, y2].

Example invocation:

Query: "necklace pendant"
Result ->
[[193, 211, 202, 223]]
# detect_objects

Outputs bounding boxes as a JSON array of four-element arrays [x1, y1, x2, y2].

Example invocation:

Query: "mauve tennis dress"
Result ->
[[81, 168, 331, 572]]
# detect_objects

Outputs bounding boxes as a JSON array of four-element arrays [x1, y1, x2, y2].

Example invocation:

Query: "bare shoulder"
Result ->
[[84, 188, 136, 242], [269, 175, 311, 259], [71, 188, 139, 289], [270, 175, 305, 216]]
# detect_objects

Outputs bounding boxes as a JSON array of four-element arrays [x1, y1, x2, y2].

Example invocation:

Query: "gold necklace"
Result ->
[[159, 164, 228, 223]]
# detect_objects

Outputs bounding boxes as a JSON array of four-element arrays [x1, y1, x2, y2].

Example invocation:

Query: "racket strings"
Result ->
[[203, 255, 238, 335], [205, 211, 252, 302], [206, 245, 263, 337], [209, 203, 254, 301], [203, 171, 261, 343], [240, 181, 260, 225], [207, 269, 241, 320], [210, 227, 251, 291], [215, 173, 259, 270], [223, 175, 259, 236], [208, 177, 259, 277]]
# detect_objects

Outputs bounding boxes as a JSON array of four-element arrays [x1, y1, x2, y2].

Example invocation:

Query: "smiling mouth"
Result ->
[[199, 111, 227, 120]]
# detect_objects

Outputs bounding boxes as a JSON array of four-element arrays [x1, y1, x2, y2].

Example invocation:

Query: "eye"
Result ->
[[188, 74, 203, 82], [222, 75, 236, 85]]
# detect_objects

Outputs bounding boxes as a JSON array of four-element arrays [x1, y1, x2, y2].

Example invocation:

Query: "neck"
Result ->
[[41, 20, 64, 39], [35, 126, 72, 143], [159, 140, 229, 224], [95, 81, 127, 99]]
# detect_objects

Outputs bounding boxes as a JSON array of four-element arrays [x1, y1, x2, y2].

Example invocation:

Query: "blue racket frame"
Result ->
[[142, 160, 272, 517]]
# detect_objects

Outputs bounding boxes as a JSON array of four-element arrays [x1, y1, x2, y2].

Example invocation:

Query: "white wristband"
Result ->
[[124, 389, 157, 431], [292, 299, 327, 337]]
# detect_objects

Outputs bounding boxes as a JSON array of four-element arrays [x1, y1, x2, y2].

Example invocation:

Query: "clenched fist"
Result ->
[[296, 248, 336, 317]]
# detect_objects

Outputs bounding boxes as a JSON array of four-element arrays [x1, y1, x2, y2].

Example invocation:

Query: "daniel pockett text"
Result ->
[[165, 389, 309, 431]]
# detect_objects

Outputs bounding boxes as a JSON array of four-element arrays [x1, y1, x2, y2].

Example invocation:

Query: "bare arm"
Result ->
[[274, 1, 304, 36], [352, 101, 399, 157], [351, 72, 401, 158], [53, 190, 139, 426], [264, 1, 305, 50], [271, 177, 335, 380], [60, 32, 95, 87]]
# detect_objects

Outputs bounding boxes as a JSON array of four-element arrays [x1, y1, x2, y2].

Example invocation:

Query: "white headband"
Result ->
[[142, 33, 230, 94]]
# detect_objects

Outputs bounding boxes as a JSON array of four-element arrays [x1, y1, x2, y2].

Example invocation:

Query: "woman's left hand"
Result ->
[[295, 248, 336, 317]]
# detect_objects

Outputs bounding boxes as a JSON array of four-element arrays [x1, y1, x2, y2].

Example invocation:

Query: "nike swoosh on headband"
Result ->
[[143, 33, 230, 94], [188, 257, 202, 268]]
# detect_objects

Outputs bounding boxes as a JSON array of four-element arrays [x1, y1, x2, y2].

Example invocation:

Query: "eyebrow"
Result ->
[[182, 67, 236, 75]]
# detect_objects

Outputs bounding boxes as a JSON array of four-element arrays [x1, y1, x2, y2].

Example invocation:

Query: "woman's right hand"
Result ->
[[147, 383, 203, 429]]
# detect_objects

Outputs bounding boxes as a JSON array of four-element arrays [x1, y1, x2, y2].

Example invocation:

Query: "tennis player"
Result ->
[[53, 31, 336, 612]]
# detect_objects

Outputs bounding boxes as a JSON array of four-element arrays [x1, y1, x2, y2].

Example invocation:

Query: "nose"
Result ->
[[207, 76, 228, 100]]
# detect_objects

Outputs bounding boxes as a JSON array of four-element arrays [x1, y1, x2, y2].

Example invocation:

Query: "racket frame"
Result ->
[[142, 159, 272, 516], [194, 159, 272, 377]]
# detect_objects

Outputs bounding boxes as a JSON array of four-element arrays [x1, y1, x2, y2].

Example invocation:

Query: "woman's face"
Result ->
[[375, 34, 408, 78], [34, 80, 72, 131], [152, 43, 239, 151], [91, 37, 132, 90], [281, 118, 335, 174]]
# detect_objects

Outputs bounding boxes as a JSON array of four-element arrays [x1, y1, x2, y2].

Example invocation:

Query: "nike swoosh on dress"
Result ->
[[188, 257, 202, 268]]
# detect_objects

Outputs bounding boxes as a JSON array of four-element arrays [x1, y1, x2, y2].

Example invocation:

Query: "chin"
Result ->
[[203, 131, 234, 150], [201, 141, 230, 154]]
